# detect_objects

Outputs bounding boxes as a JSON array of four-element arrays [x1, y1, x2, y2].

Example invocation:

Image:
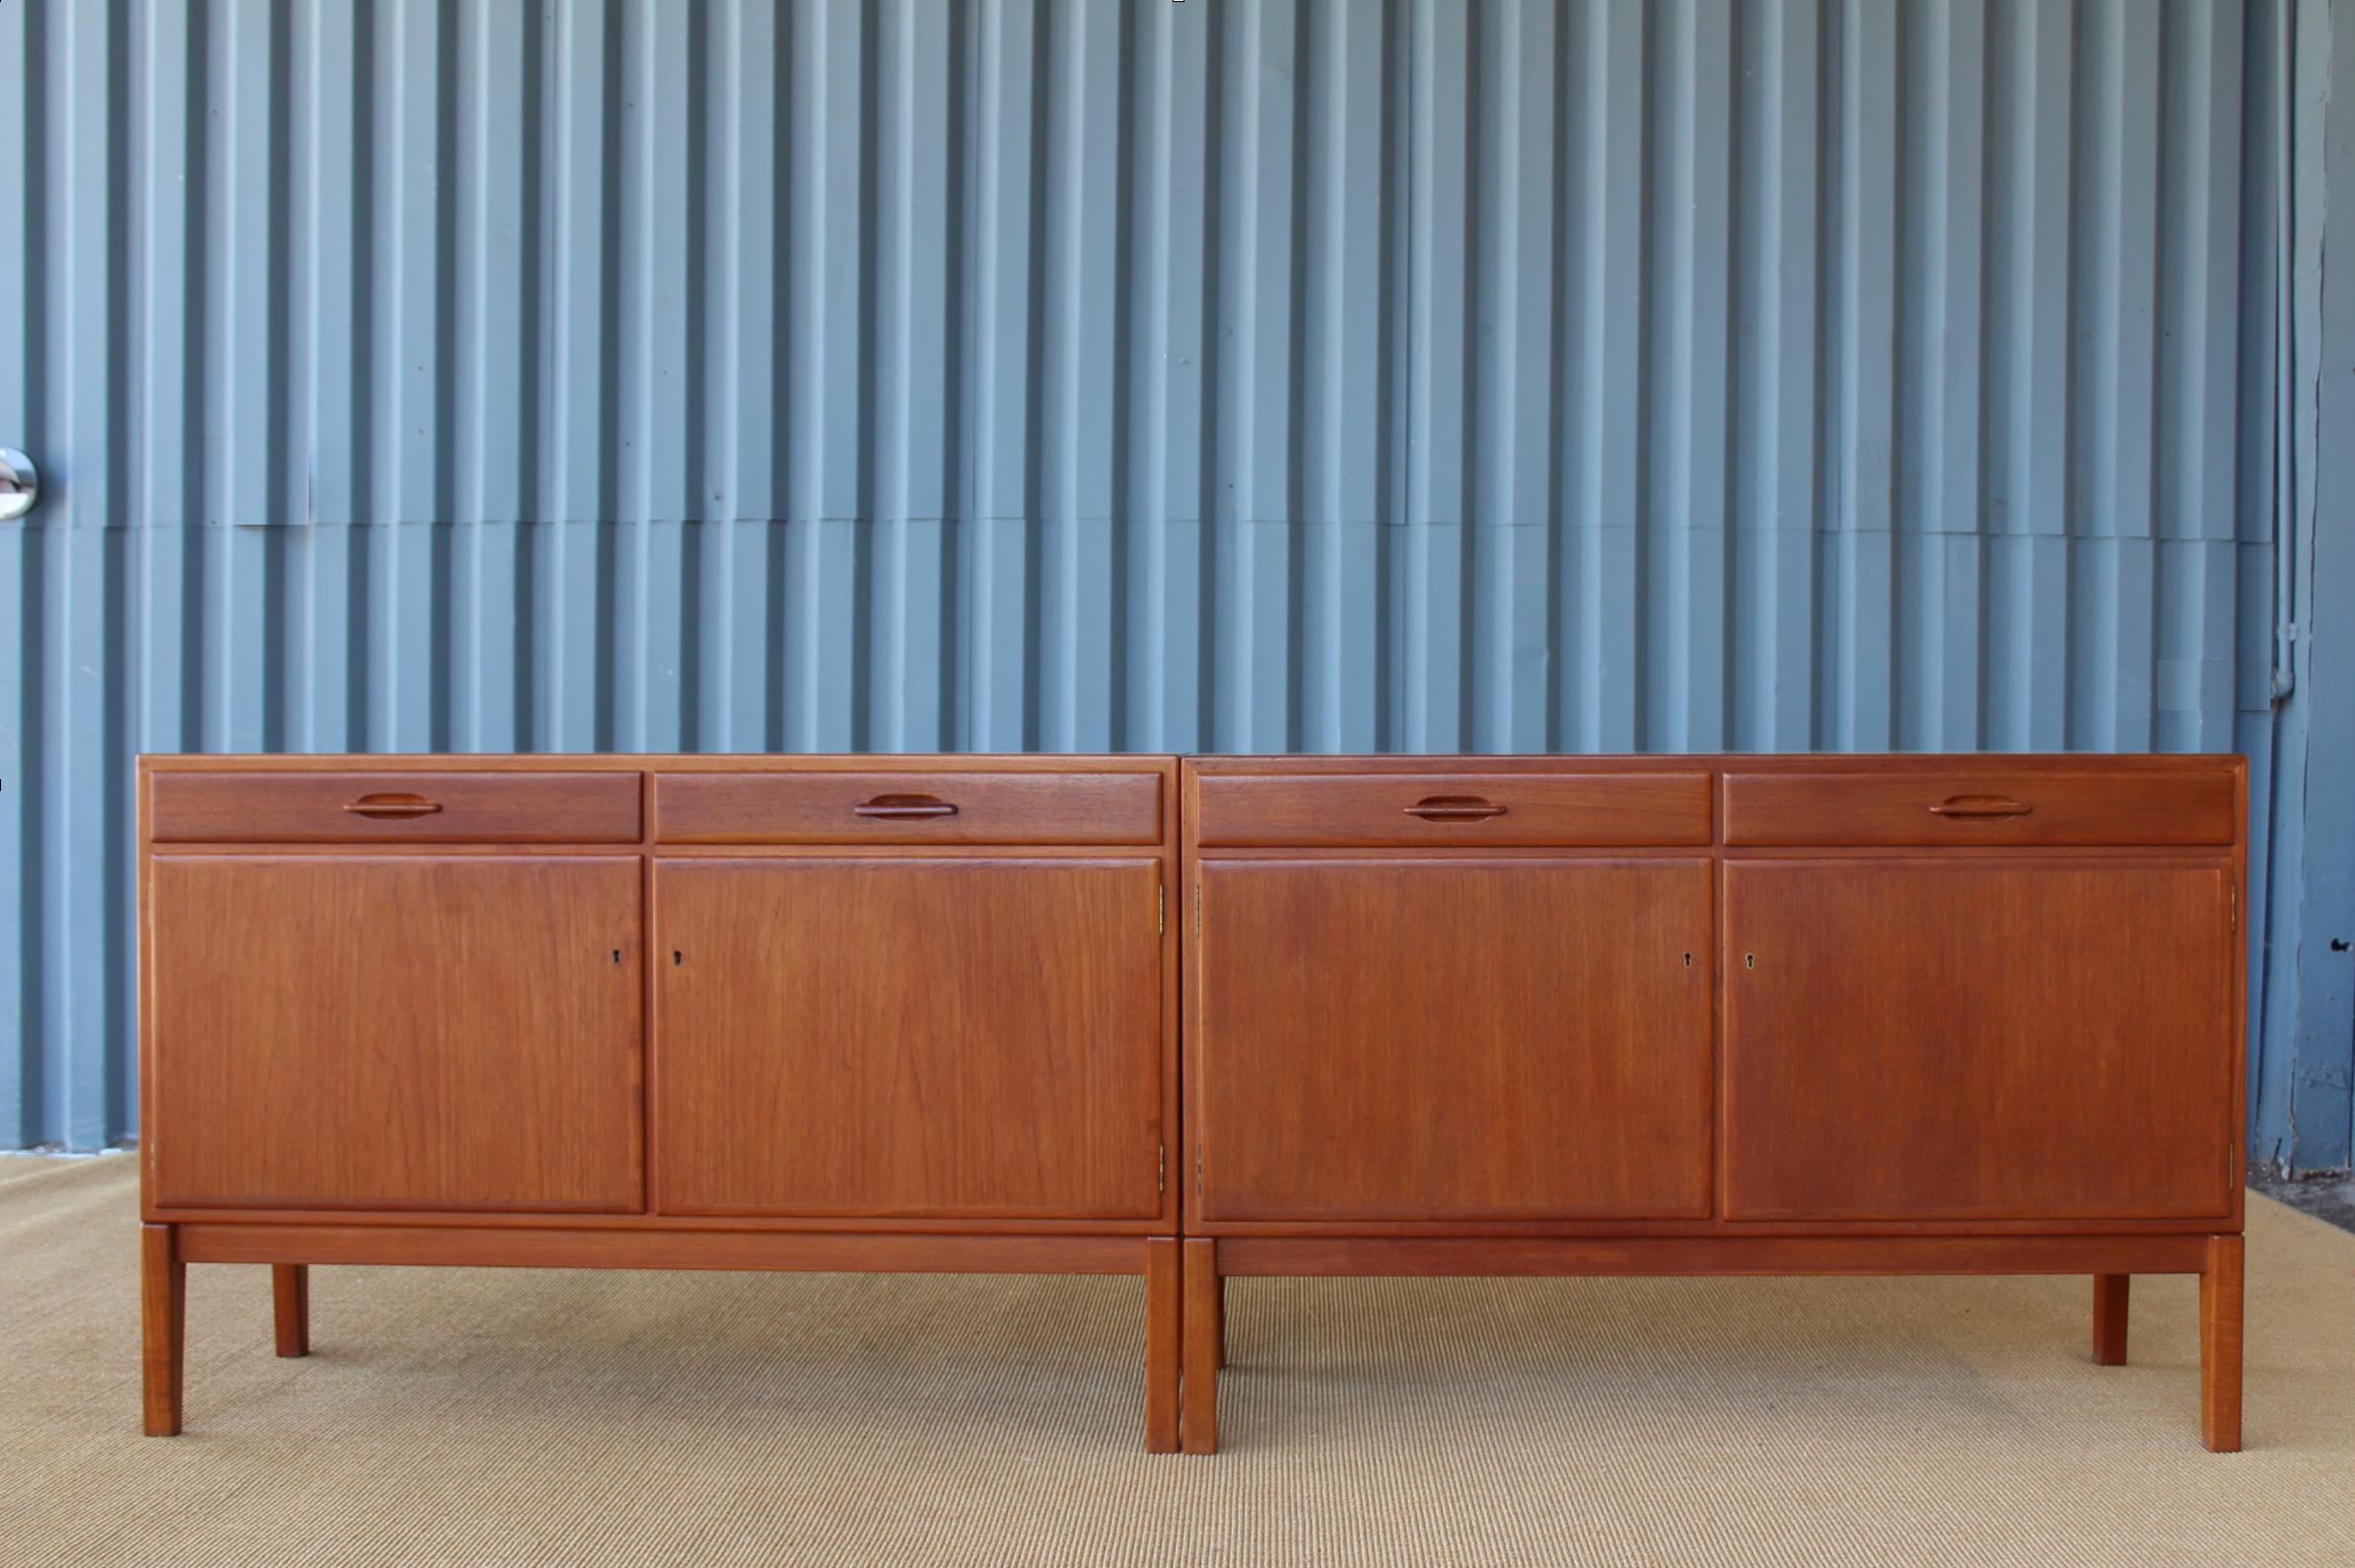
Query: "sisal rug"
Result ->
[[4, 1154, 2351, 1566]]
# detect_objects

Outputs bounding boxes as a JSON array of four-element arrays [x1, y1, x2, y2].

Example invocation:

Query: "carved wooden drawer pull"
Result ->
[[341, 794, 444, 820], [1401, 795, 1507, 822], [1927, 794, 2033, 820], [851, 793, 961, 820]]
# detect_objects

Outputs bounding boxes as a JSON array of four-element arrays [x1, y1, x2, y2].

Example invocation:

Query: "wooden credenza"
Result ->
[[137, 755, 1183, 1449], [139, 753, 2246, 1454], [1178, 754, 2247, 1454]]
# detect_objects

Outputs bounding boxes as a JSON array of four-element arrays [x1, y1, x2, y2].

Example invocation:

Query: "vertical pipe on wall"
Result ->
[[2277, 0, 2301, 706]]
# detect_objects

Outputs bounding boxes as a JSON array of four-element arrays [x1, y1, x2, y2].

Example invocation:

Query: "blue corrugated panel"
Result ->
[[0, 0, 2318, 1159]]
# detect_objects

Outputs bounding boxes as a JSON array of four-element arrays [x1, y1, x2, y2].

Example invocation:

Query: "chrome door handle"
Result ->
[[0, 450, 36, 523]]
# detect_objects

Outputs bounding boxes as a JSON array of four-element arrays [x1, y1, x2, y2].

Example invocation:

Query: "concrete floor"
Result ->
[[2255, 1173, 2355, 1235]]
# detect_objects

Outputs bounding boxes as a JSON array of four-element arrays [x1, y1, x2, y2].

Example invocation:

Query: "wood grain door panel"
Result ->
[[1722, 860, 2236, 1221], [655, 858, 1164, 1219], [148, 856, 644, 1211], [1193, 859, 1714, 1222]]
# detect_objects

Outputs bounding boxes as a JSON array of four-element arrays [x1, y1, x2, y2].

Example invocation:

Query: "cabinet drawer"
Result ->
[[1192, 772, 1712, 847], [655, 770, 1163, 845], [150, 771, 642, 844], [1722, 768, 2236, 847]]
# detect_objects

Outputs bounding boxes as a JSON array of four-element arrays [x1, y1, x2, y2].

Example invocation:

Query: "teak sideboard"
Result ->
[[137, 752, 2247, 1456]]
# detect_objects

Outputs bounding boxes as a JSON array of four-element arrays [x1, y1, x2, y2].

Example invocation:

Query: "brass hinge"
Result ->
[[1158, 1144, 1167, 1192], [1158, 883, 1166, 935], [1193, 882, 1202, 938], [1195, 1144, 1204, 1195], [2230, 886, 2239, 934]]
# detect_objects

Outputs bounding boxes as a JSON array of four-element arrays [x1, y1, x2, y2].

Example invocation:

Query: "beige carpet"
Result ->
[[4, 1156, 2352, 1566]]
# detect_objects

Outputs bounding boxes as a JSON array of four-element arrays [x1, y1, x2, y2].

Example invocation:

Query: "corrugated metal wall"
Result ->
[[0, 0, 2311, 1153]]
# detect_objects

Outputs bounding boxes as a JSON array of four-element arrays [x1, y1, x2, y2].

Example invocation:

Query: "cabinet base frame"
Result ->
[[1179, 1233, 2244, 1456], [143, 1223, 1183, 1453]]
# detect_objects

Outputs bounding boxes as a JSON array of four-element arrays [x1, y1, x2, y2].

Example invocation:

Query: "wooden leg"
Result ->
[[1181, 1239, 1220, 1454], [2092, 1273, 2129, 1366], [273, 1263, 311, 1358], [1213, 1274, 1227, 1369], [142, 1224, 185, 1437], [2200, 1234, 2244, 1453], [1144, 1239, 1179, 1454]]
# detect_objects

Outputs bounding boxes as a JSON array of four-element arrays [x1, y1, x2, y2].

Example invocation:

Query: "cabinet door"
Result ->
[[1193, 860, 1713, 1222], [655, 858, 1164, 1219], [148, 856, 643, 1211], [1723, 861, 2236, 1221]]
